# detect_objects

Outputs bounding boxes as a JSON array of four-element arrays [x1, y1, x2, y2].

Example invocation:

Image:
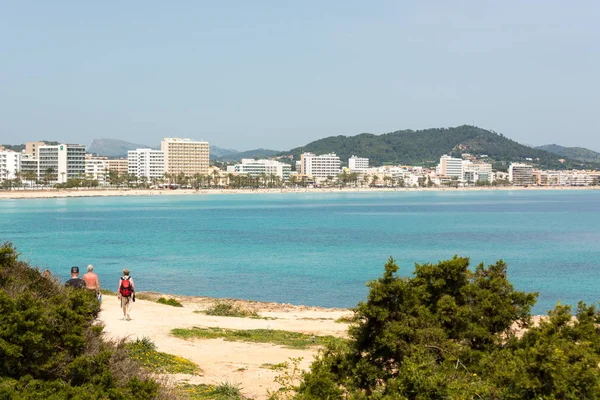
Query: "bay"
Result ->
[[1, 189, 599, 314]]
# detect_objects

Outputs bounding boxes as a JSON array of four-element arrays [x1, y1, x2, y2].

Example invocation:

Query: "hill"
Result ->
[[209, 145, 238, 159], [216, 148, 280, 161], [536, 144, 600, 163], [285, 125, 598, 170], [88, 138, 151, 156], [88, 138, 238, 159]]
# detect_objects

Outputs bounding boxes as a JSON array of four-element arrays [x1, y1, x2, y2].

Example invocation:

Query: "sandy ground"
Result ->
[[0, 185, 597, 200], [98, 294, 350, 400]]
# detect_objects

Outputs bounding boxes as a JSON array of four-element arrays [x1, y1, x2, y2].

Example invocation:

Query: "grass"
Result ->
[[134, 292, 156, 301], [126, 337, 201, 375], [176, 382, 247, 400], [171, 327, 346, 349], [260, 362, 288, 370], [200, 301, 259, 318], [335, 314, 355, 324], [101, 288, 117, 296], [157, 297, 183, 307]]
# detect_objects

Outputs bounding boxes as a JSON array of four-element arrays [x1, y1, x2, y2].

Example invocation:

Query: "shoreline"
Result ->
[[1, 185, 598, 200]]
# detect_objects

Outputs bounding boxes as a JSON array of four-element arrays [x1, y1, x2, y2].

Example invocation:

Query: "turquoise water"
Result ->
[[1, 190, 599, 314]]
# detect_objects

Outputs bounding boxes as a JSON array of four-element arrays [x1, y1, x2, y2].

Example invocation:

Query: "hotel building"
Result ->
[[20, 154, 39, 181], [106, 158, 129, 175], [38, 144, 86, 183], [85, 155, 109, 184], [128, 149, 165, 180], [509, 163, 535, 186], [229, 159, 291, 181], [161, 137, 210, 176], [348, 156, 369, 171], [437, 155, 463, 178], [25, 141, 46, 158], [0, 150, 21, 182], [300, 152, 341, 178]]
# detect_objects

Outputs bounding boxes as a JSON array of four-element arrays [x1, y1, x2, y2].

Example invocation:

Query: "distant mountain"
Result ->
[[210, 146, 238, 159], [216, 148, 280, 161], [88, 138, 151, 157], [88, 138, 238, 159], [283, 125, 598, 170], [536, 144, 600, 163]]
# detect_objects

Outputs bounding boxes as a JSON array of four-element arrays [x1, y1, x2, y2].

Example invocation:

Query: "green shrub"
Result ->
[[202, 301, 259, 318], [157, 297, 183, 307], [126, 337, 201, 375], [0, 242, 174, 399], [172, 327, 345, 349], [296, 256, 600, 399]]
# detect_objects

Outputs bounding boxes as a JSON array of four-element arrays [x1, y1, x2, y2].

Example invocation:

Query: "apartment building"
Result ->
[[229, 159, 291, 181], [437, 155, 463, 178], [508, 163, 535, 186], [38, 144, 86, 183], [106, 158, 128, 175], [0, 150, 21, 182], [462, 161, 494, 183], [128, 149, 165, 180], [20, 154, 39, 181], [348, 156, 369, 171], [300, 152, 341, 178], [85, 155, 109, 184], [161, 137, 209, 176], [25, 141, 46, 158]]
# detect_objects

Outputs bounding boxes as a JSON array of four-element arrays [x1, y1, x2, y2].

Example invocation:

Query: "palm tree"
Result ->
[[212, 170, 220, 188], [371, 175, 379, 187], [44, 167, 56, 186], [22, 170, 37, 188]]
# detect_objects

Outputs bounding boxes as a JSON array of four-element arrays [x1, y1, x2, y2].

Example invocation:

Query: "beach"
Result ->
[[98, 293, 350, 399], [0, 185, 598, 200]]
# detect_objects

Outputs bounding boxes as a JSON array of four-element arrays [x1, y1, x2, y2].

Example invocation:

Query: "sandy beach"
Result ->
[[0, 185, 597, 200], [98, 293, 350, 400]]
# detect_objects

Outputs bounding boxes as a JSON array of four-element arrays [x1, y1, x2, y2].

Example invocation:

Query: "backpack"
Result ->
[[120, 276, 133, 297]]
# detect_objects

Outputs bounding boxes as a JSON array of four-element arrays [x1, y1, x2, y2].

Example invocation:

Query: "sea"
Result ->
[[1, 189, 599, 315]]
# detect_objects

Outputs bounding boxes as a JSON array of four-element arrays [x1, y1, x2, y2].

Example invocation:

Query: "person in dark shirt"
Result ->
[[65, 266, 86, 288]]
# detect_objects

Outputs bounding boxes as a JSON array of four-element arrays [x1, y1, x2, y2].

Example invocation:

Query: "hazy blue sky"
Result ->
[[1, 1, 599, 151]]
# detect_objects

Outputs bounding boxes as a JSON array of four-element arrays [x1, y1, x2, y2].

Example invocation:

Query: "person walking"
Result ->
[[65, 266, 85, 288], [82, 264, 102, 300], [117, 268, 135, 321]]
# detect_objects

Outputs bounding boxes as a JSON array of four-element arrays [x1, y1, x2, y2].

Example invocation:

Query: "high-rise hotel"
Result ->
[[161, 138, 210, 176]]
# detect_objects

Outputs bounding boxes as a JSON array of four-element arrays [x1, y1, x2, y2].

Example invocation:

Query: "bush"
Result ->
[[203, 301, 259, 318], [127, 337, 201, 375], [0, 242, 173, 399], [296, 256, 600, 399], [157, 297, 183, 307]]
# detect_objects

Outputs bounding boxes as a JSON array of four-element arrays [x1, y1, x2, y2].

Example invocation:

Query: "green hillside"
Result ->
[[536, 144, 600, 163], [216, 148, 280, 161], [285, 125, 597, 170]]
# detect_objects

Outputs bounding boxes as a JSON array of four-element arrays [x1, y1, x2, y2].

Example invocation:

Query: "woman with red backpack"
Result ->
[[117, 268, 136, 321]]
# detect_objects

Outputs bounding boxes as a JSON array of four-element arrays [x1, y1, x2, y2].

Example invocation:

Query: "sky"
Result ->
[[1, 1, 599, 151]]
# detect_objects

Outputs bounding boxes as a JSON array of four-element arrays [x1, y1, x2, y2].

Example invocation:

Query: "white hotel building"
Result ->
[[128, 149, 165, 180], [348, 155, 369, 171], [38, 144, 86, 183], [0, 150, 21, 183], [228, 159, 291, 181], [437, 155, 463, 178], [85, 155, 109, 184], [300, 152, 341, 178]]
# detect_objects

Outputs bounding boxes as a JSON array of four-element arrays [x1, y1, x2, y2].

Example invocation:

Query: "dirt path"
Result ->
[[98, 295, 350, 399]]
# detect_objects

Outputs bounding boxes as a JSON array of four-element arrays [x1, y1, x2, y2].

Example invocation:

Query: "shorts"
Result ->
[[121, 296, 132, 308]]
